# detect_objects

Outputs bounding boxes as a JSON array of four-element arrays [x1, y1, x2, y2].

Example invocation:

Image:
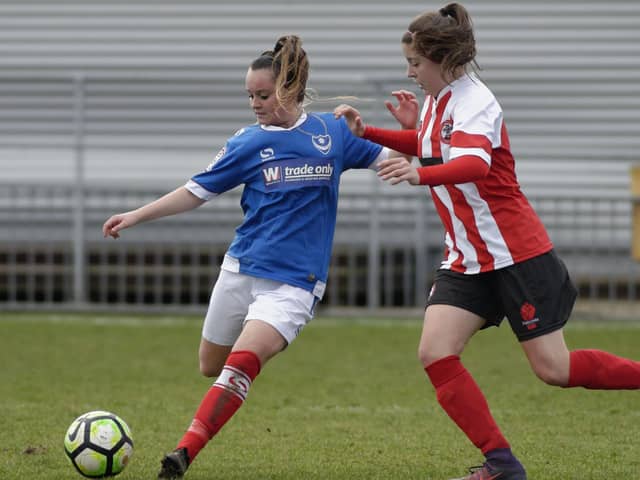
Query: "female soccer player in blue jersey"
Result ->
[[102, 35, 392, 479]]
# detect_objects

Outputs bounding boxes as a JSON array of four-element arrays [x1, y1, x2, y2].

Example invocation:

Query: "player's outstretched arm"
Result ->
[[334, 104, 366, 137], [102, 186, 206, 239]]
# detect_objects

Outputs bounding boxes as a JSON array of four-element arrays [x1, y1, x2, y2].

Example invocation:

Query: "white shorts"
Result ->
[[202, 268, 317, 346]]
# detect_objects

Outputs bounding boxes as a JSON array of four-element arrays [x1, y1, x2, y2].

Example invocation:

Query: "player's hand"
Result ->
[[334, 104, 365, 137], [384, 90, 419, 130], [102, 212, 137, 239], [377, 157, 420, 185]]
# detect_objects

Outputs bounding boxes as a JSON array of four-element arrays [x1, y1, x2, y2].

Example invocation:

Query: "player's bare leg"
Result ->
[[198, 339, 232, 377], [522, 328, 640, 389]]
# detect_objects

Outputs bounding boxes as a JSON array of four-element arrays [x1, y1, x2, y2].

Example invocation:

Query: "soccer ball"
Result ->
[[63, 410, 134, 478]]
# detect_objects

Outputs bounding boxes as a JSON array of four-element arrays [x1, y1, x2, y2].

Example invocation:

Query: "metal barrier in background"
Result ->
[[0, 181, 638, 312], [1, 74, 639, 311]]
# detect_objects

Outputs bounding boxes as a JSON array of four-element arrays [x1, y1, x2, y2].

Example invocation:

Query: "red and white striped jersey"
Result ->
[[418, 73, 552, 273]]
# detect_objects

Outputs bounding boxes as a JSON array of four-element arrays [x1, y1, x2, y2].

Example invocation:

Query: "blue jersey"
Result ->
[[185, 112, 383, 298]]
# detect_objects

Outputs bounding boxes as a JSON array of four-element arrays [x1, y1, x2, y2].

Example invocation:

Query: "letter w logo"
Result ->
[[262, 166, 281, 183]]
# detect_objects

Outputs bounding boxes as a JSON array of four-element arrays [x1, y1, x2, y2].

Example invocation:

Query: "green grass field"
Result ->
[[1, 312, 639, 479]]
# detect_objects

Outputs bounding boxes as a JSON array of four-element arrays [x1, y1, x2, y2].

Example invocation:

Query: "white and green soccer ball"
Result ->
[[64, 410, 134, 478]]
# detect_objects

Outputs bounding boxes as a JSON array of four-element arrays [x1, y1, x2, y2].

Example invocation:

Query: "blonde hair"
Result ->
[[251, 35, 309, 109]]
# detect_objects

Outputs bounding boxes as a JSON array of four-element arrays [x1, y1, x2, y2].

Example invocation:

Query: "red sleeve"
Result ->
[[417, 155, 490, 186], [362, 125, 418, 156]]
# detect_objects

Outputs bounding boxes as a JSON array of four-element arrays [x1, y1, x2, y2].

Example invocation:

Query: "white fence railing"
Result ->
[[1, 73, 639, 311], [0, 181, 638, 312]]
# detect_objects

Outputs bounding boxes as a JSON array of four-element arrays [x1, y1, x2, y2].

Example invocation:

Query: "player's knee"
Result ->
[[531, 362, 568, 387], [199, 360, 224, 378], [418, 343, 446, 367], [417, 336, 464, 367]]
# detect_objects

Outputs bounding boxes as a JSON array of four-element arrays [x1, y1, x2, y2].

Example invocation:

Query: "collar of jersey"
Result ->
[[260, 112, 308, 131]]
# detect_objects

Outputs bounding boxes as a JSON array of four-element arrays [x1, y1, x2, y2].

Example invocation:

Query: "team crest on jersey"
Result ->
[[297, 113, 332, 155], [440, 119, 453, 144], [311, 134, 332, 155]]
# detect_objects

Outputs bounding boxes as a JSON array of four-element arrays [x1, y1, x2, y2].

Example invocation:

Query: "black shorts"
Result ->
[[426, 249, 578, 341]]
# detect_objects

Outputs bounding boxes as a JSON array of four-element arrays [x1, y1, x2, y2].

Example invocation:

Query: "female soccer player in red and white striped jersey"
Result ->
[[336, 3, 640, 480]]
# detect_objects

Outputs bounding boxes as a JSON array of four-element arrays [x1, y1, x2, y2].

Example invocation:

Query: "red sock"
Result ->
[[176, 350, 261, 463], [567, 349, 640, 389], [425, 355, 510, 454]]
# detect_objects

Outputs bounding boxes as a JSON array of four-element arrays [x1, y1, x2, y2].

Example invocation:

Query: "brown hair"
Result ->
[[250, 35, 309, 108], [402, 3, 478, 80]]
